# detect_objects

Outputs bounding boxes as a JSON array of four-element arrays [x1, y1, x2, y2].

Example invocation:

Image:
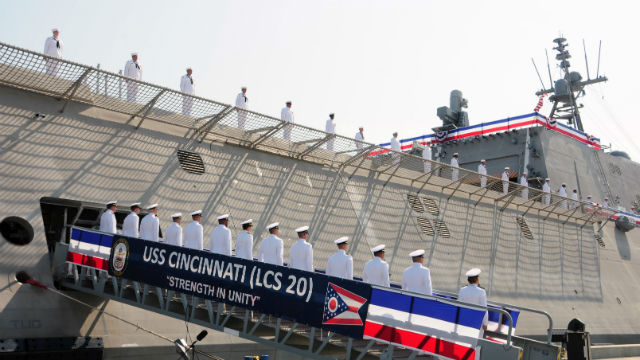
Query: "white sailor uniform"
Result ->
[[165, 222, 183, 246], [235, 230, 254, 260], [559, 186, 568, 209], [423, 146, 432, 174], [43, 36, 63, 75], [122, 211, 139, 238], [401, 263, 433, 295], [183, 221, 203, 250], [140, 213, 160, 241], [258, 234, 284, 266], [390, 136, 401, 166], [355, 131, 364, 149], [99, 209, 117, 234], [478, 163, 487, 187], [543, 182, 551, 205], [235, 91, 249, 129], [288, 238, 314, 272], [281, 106, 294, 140], [326, 249, 353, 280], [180, 73, 195, 115], [124, 59, 142, 102], [362, 257, 390, 287], [325, 118, 336, 151], [210, 224, 232, 256], [450, 157, 459, 181], [502, 171, 509, 194], [520, 176, 529, 199]]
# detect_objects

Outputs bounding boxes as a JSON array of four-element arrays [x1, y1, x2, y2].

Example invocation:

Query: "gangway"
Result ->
[[47, 223, 559, 360]]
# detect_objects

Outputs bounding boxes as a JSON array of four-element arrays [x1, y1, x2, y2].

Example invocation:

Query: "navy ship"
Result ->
[[1, 37, 639, 360]]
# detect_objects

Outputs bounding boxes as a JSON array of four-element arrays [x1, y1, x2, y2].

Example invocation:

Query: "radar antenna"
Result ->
[[535, 38, 608, 132]]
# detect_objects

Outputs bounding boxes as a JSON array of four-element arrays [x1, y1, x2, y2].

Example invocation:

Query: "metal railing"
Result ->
[[0, 40, 610, 226]]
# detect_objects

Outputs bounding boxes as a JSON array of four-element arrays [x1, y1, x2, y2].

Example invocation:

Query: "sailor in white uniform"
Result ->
[[184, 210, 204, 250], [401, 249, 432, 295], [603, 197, 610, 209], [477, 159, 487, 187], [210, 214, 232, 256], [43, 28, 63, 75], [124, 53, 142, 102], [355, 127, 365, 149], [235, 219, 254, 260], [235, 87, 249, 129], [501, 167, 510, 194], [458, 268, 489, 359], [140, 204, 160, 241], [99, 201, 117, 234], [288, 226, 314, 272], [570, 189, 579, 210], [423, 143, 433, 174], [258, 222, 283, 266], [390, 132, 401, 166], [325, 237, 353, 280], [325, 113, 336, 151], [559, 183, 568, 209], [281, 101, 295, 140], [542, 178, 551, 205], [180, 67, 195, 115], [122, 203, 141, 238], [165, 213, 183, 246], [362, 244, 390, 287], [450, 153, 460, 181], [520, 172, 529, 199]]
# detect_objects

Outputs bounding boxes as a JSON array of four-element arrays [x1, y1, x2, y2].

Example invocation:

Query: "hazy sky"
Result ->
[[2, 1, 639, 159]]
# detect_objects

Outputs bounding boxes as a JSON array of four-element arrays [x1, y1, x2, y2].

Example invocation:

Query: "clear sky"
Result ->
[[2, 0, 639, 160]]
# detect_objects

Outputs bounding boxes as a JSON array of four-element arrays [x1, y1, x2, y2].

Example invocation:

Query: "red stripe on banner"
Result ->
[[347, 306, 360, 313], [323, 317, 363, 325], [66, 252, 109, 271], [364, 322, 476, 360], [332, 283, 367, 303]]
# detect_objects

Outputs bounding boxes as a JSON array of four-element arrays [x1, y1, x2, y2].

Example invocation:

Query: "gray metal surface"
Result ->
[[0, 39, 639, 357]]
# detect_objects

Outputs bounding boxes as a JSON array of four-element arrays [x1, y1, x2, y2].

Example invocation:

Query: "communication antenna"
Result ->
[[583, 39, 591, 80], [545, 49, 554, 89], [531, 58, 546, 90], [596, 40, 602, 78], [534, 38, 608, 132]]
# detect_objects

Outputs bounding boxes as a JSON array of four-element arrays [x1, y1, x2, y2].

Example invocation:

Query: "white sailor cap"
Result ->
[[409, 249, 425, 258], [587, 195, 592, 198], [453, 152, 459, 156], [359, 125, 364, 129], [147, 203, 159, 210], [191, 210, 202, 216], [217, 214, 230, 221], [267, 222, 279, 230], [171, 213, 182, 219], [505, 166, 510, 170], [466, 268, 482, 277], [334, 236, 348, 245], [52, 28, 59, 32], [295, 226, 309, 233], [130, 202, 141, 207], [131, 52, 138, 56], [241, 219, 253, 225], [523, 171, 528, 175], [481, 159, 486, 163], [545, 178, 550, 181], [371, 244, 385, 253], [562, 183, 566, 186], [106, 200, 118, 206]]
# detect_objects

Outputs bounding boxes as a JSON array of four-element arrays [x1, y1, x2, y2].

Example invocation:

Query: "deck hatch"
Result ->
[[177, 150, 205, 174]]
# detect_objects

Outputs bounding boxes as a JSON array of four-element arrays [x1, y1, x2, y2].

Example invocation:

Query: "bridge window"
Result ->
[[177, 150, 205, 175]]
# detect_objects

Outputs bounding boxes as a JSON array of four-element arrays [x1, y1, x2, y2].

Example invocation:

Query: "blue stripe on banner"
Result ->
[[81, 231, 102, 246], [412, 297, 484, 329], [370, 288, 412, 312], [100, 234, 113, 248], [71, 228, 82, 240]]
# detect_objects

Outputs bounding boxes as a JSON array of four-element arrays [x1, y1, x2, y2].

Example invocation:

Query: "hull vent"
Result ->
[[434, 220, 450, 238], [516, 216, 534, 239], [594, 233, 605, 247], [177, 150, 205, 174], [416, 217, 435, 236], [407, 195, 425, 213], [421, 197, 440, 216]]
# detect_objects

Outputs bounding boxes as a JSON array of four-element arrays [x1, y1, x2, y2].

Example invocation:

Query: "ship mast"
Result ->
[[535, 38, 607, 132]]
